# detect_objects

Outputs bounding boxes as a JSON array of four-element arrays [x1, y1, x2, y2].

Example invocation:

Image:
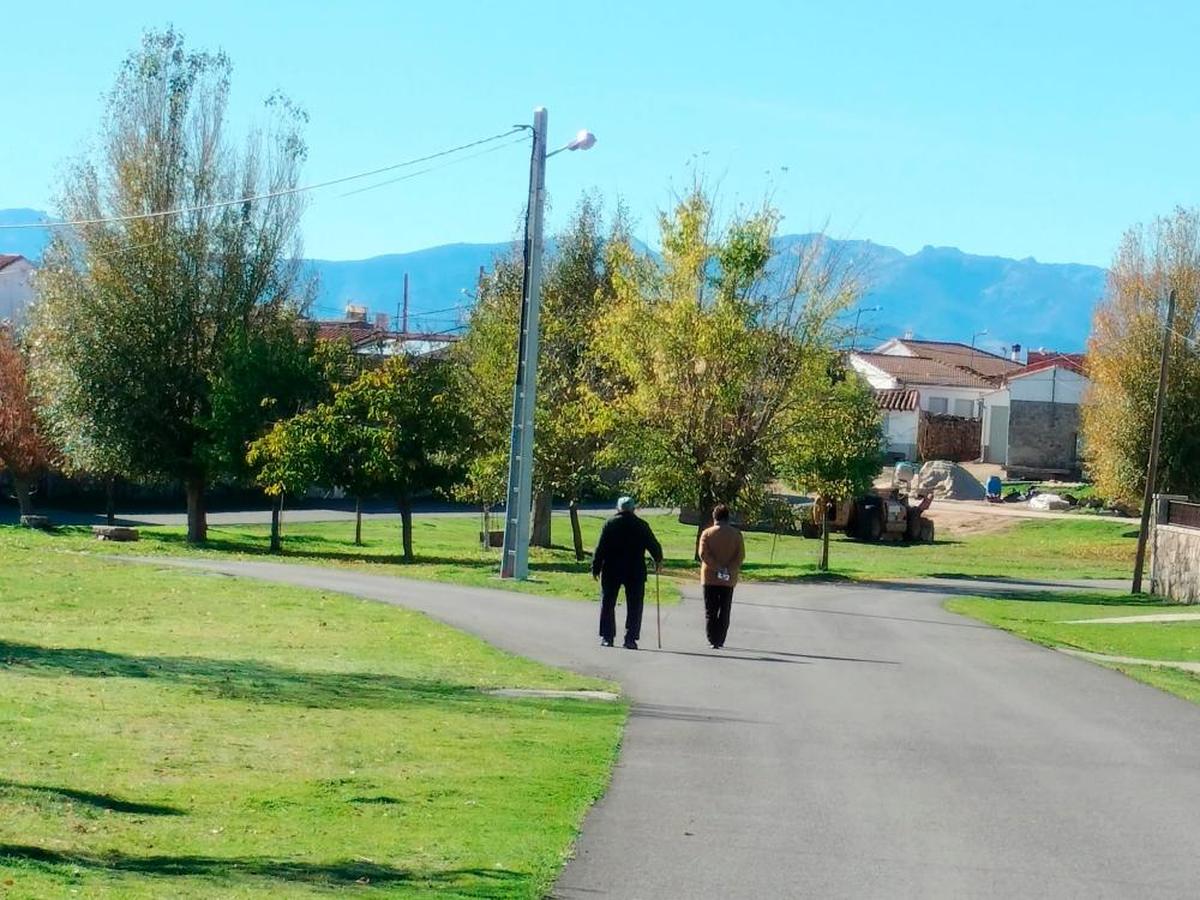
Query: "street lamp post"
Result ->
[[500, 108, 595, 580]]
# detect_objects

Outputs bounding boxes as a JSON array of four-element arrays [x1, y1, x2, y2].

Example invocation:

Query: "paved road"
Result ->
[[125, 558, 1200, 898]]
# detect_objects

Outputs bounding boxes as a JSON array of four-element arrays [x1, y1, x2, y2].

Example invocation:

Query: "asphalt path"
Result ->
[[122, 558, 1200, 898]]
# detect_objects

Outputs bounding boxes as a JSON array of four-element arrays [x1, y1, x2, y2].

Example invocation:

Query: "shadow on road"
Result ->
[[646, 648, 810, 666], [630, 703, 763, 725], [722, 647, 901, 665], [735, 599, 994, 630]]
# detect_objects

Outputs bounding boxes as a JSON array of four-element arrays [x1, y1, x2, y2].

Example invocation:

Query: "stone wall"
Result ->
[[1151, 525, 1200, 604], [1007, 400, 1080, 474]]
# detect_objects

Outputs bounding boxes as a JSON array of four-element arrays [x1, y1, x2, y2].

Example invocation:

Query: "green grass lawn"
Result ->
[[7, 511, 1136, 607], [947, 590, 1200, 707], [0, 528, 626, 898]]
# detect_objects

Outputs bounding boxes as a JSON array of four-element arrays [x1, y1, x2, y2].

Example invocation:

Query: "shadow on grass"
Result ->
[[139, 530, 598, 578], [0, 844, 525, 892], [0, 781, 182, 816], [950, 589, 1167, 607], [0, 640, 481, 709]]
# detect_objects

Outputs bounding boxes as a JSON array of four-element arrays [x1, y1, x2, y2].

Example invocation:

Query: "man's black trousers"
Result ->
[[599, 576, 645, 644], [703, 584, 734, 648]]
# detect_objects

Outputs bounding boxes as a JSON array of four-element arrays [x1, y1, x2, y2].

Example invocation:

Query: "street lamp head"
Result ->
[[566, 129, 597, 151]]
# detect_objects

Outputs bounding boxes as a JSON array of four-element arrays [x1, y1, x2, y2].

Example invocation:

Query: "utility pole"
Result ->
[[1132, 288, 1177, 594], [401, 272, 409, 335], [500, 107, 549, 580]]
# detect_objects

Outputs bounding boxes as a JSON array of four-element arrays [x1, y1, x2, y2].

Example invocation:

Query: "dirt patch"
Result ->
[[924, 503, 1019, 537]]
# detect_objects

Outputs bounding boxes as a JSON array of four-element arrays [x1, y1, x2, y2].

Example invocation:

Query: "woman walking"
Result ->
[[698, 504, 745, 649]]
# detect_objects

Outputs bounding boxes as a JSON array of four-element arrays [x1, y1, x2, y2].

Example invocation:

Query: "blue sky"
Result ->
[[2, 0, 1197, 266]]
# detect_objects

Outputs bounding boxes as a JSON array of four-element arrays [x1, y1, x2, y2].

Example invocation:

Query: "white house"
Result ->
[[0, 255, 35, 327], [980, 353, 1089, 474]]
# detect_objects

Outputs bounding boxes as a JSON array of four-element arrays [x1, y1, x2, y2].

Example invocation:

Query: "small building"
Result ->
[[849, 339, 1022, 461], [980, 352, 1089, 476], [875, 388, 921, 460], [314, 305, 458, 360], [0, 255, 36, 327]]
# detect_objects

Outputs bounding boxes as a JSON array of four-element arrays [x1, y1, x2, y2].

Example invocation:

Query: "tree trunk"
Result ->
[[399, 494, 414, 562], [354, 496, 363, 546], [269, 493, 283, 554], [13, 476, 33, 517], [694, 482, 714, 561], [185, 475, 207, 544], [531, 488, 552, 548], [819, 500, 830, 572], [569, 499, 585, 561], [105, 477, 116, 527]]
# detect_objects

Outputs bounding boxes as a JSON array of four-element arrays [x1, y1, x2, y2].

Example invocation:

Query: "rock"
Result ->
[[913, 461, 987, 501], [92, 525, 140, 542], [19, 515, 50, 530], [1029, 493, 1071, 511]]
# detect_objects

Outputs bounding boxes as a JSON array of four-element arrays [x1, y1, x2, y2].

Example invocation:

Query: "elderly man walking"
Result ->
[[698, 504, 745, 649], [591, 497, 663, 650]]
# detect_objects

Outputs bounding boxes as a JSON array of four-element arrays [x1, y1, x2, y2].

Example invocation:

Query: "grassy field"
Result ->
[[947, 591, 1200, 706], [0, 528, 626, 898], [7, 510, 1137, 607]]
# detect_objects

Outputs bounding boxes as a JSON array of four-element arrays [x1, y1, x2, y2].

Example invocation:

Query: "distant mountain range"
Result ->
[[1, 208, 1106, 351]]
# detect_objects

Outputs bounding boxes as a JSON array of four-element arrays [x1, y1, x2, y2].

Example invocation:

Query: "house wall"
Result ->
[[848, 356, 898, 390], [1151, 524, 1200, 604], [0, 259, 35, 326], [1006, 366, 1089, 473], [1007, 399, 1081, 473], [913, 384, 988, 415], [1009, 367, 1088, 404], [881, 410, 919, 460]]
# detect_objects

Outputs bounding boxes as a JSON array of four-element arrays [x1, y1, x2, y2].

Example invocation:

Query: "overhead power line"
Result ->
[[0, 126, 528, 231], [339, 135, 528, 198]]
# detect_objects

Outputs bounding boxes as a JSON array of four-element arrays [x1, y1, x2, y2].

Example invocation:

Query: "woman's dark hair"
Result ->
[[712, 503, 731, 522]]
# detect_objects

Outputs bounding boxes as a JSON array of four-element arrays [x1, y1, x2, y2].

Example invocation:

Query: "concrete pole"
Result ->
[[1132, 288, 1177, 594], [501, 107, 548, 579]]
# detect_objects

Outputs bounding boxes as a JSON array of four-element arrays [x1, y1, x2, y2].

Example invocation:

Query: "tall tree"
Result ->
[[0, 327, 58, 515], [456, 195, 627, 557], [775, 370, 884, 569], [1083, 207, 1200, 506], [604, 186, 858, 550], [32, 28, 313, 543]]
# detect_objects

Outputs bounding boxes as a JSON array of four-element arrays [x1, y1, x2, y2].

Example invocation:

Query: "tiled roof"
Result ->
[[894, 339, 1023, 379], [0, 254, 27, 272], [1011, 353, 1087, 379], [315, 320, 393, 348], [875, 388, 920, 411], [853, 352, 992, 388]]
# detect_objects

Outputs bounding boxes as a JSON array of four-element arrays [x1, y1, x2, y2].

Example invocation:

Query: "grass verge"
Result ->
[[947, 590, 1200, 707], [0, 529, 626, 898], [4, 510, 1136, 607]]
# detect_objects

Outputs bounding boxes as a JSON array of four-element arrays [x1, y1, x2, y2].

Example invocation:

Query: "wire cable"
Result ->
[[339, 134, 528, 198], [0, 126, 528, 231]]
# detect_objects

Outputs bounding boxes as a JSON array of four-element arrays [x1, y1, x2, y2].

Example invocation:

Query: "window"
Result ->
[[954, 398, 975, 417], [927, 396, 948, 414]]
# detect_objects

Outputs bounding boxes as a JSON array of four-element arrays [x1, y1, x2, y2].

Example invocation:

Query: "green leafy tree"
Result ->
[[604, 186, 859, 552], [31, 28, 314, 543], [338, 355, 469, 560], [775, 370, 884, 569], [456, 195, 628, 558], [1083, 207, 1200, 505]]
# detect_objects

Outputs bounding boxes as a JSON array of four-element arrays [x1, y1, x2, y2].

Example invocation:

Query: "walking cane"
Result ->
[[655, 566, 662, 649]]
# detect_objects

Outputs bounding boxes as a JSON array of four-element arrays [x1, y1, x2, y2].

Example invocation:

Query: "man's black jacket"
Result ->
[[591, 512, 664, 582]]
